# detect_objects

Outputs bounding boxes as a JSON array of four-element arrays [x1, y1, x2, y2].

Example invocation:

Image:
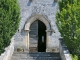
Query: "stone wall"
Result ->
[[0, 37, 14, 60], [14, 0, 60, 51], [59, 38, 72, 60]]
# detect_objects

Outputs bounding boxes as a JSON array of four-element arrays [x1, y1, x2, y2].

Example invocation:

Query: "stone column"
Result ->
[[24, 30, 30, 52], [46, 30, 56, 52], [46, 30, 52, 52]]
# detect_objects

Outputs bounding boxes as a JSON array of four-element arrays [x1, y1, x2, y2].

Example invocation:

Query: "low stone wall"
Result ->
[[59, 38, 72, 60], [0, 37, 14, 60]]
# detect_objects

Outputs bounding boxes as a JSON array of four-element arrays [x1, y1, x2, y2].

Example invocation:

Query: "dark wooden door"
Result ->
[[38, 20, 46, 52], [29, 20, 46, 52]]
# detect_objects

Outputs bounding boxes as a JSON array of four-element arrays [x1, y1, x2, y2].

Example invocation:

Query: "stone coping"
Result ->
[[59, 38, 72, 60], [0, 36, 14, 60]]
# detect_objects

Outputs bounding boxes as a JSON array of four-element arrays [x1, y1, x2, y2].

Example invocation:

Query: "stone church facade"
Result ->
[[14, 0, 60, 52]]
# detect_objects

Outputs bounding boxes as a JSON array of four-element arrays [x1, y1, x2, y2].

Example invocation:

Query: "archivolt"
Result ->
[[24, 14, 51, 30]]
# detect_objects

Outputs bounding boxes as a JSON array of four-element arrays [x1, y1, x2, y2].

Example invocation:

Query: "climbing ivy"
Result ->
[[56, 0, 80, 59], [0, 0, 20, 54]]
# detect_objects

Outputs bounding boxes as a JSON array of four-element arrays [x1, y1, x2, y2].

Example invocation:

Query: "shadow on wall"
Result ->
[[27, 1, 32, 6], [52, 2, 57, 7]]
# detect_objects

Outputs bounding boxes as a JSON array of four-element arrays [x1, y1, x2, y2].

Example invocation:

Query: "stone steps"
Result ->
[[11, 57, 60, 60], [11, 52, 61, 60]]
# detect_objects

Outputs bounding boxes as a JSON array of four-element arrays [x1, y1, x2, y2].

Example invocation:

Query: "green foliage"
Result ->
[[56, 0, 80, 59], [71, 54, 78, 60], [0, 0, 20, 54]]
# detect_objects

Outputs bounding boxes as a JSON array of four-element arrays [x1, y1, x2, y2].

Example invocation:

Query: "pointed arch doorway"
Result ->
[[24, 14, 52, 52], [29, 20, 46, 52]]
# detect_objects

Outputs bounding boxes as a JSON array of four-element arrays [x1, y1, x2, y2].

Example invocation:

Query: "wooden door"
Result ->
[[29, 21, 38, 52]]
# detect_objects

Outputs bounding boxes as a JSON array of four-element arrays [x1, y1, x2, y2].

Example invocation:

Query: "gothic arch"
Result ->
[[24, 14, 53, 52], [24, 14, 51, 31]]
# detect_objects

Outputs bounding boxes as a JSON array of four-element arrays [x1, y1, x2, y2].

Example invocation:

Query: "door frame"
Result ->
[[24, 14, 54, 52]]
